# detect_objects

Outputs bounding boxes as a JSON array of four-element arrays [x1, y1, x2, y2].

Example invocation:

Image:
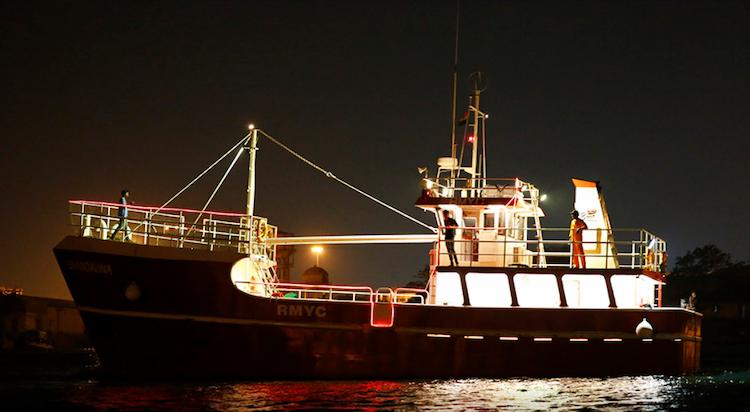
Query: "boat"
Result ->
[[53, 81, 701, 378]]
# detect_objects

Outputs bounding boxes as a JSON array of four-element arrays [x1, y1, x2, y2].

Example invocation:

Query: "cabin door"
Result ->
[[371, 288, 394, 327]]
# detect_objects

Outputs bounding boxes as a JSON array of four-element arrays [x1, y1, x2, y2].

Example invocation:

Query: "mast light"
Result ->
[[248, 124, 255, 130]]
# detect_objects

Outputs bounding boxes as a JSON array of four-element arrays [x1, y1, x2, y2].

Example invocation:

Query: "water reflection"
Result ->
[[6, 371, 750, 411]]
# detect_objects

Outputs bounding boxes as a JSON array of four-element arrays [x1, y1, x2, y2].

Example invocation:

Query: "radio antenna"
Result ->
[[449, 0, 461, 172]]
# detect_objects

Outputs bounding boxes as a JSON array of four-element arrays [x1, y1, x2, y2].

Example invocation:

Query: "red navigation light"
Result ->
[[467, 135, 475, 143]]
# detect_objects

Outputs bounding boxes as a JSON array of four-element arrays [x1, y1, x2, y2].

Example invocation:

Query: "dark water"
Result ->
[[2, 354, 750, 411]]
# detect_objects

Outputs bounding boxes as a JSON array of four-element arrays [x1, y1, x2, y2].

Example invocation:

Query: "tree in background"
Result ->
[[404, 265, 430, 288], [672, 244, 744, 276]]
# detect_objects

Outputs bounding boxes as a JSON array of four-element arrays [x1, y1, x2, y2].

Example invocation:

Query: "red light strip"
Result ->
[[69, 200, 248, 217], [370, 290, 395, 328]]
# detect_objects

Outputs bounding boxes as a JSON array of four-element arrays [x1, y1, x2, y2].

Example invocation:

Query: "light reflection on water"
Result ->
[[5, 372, 750, 411]]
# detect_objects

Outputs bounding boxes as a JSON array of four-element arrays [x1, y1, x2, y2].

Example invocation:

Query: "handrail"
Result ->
[[69, 200, 277, 256], [436, 225, 666, 271], [235, 281, 373, 302]]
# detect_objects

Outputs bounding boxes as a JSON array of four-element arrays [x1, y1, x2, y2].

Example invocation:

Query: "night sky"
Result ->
[[2, 1, 748, 299]]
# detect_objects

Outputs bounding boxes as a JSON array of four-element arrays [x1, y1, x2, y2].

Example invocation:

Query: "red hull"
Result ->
[[54, 237, 701, 378]]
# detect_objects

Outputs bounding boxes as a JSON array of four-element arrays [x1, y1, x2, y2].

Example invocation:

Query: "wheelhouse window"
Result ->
[[482, 212, 495, 229]]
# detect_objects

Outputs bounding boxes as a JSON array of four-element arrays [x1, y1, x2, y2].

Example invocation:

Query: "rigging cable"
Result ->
[[185, 138, 249, 237], [258, 130, 437, 233], [131, 132, 253, 233]]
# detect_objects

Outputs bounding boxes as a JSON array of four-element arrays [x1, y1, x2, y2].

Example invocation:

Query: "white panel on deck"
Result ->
[[434, 272, 463, 306], [612, 274, 658, 308], [562, 274, 609, 308], [514, 274, 560, 308], [466, 273, 512, 307]]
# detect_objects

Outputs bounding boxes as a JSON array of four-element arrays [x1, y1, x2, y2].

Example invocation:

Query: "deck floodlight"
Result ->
[[311, 245, 324, 266], [540, 194, 548, 202], [248, 124, 255, 130]]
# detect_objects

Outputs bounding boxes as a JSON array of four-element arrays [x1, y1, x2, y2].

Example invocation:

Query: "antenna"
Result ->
[[468, 72, 488, 185], [449, 0, 461, 173]]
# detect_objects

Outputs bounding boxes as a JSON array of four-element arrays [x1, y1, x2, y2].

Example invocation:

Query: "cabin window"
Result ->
[[463, 217, 477, 229], [562, 274, 609, 308], [466, 272, 512, 307], [497, 212, 507, 235], [482, 212, 495, 229], [514, 274, 560, 308], [434, 272, 463, 306], [611, 274, 659, 308]]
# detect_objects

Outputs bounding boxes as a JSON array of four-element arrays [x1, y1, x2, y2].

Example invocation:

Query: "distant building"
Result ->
[[0, 288, 87, 351]]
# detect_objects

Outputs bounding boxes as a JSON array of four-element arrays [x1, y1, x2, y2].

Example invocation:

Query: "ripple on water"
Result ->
[[2, 372, 750, 411]]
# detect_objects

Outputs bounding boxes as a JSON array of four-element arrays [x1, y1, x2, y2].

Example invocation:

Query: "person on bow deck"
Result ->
[[569, 210, 588, 269], [109, 189, 130, 241], [442, 210, 459, 266]]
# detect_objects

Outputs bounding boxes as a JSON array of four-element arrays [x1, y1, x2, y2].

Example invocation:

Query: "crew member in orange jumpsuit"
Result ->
[[569, 210, 588, 269]]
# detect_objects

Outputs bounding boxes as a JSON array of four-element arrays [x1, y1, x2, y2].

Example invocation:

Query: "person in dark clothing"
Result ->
[[109, 189, 130, 241], [442, 210, 459, 266]]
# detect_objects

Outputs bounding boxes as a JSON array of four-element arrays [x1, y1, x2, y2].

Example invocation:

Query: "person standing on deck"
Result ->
[[569, 210, 588, 268], [109, 189, 130, 241], [442, 210, 459, 266]]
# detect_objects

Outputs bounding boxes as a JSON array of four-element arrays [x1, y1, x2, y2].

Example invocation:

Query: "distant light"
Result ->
[[467, 135, 475, 143], [540, 194, 548, 202], [248, 124, 255, 130], [485, 114, 489, 119], [311, 246, 323, 255]]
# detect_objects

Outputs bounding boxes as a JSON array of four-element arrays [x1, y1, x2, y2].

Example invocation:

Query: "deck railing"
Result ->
[[436, 226, 666, 271], [422, 177, 525, 199], [234, 281, 428, 305], [68, 200, 276, 257]]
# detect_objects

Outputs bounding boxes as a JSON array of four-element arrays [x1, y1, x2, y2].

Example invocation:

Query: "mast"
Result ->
[[470, 87, 481, 186], [246, 126, 259, 217]]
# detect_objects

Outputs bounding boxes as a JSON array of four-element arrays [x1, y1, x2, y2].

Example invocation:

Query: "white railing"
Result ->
[[422, 177, 524, 199], [435, 226, 667, 271], [68, 200, 276, 258], [234, 282, 429, 305]]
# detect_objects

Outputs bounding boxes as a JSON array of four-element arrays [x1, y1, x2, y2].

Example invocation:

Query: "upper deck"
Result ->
[[416, 177, 532, 207], [67, 200, 276, 257]]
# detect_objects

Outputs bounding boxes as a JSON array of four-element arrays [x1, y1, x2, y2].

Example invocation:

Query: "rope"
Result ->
[[185, 139, 249, 237], [259, 130, 436, 233]]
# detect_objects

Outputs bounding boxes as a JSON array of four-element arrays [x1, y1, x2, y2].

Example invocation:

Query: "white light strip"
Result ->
[[642, 338, 653, 342], [603, 338, 623, 342], [463, 335, 484, 340], [569, 338, 589, 342], [533, 337, 553, 342], [427, 334, 451, 338], [499, 336, 519, 341]]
